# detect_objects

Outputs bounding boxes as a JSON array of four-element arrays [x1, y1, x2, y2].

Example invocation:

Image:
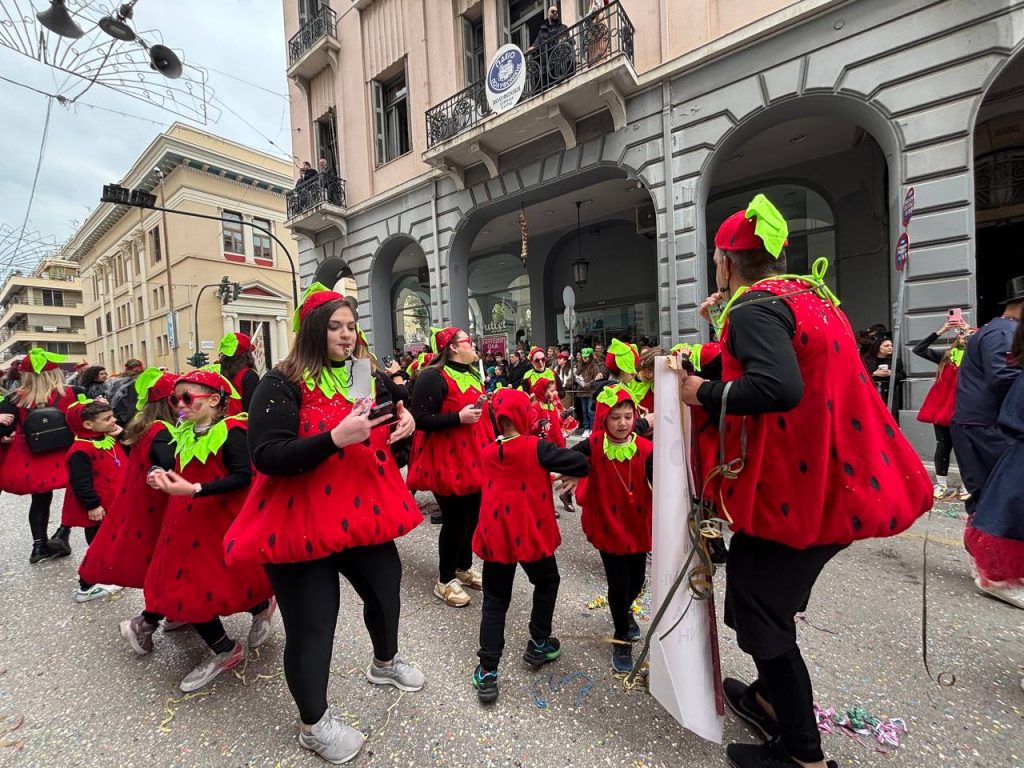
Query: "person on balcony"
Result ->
[[528, 5, 573, 89], [297, 161, 317, 187], [317, 158, 343, 206]]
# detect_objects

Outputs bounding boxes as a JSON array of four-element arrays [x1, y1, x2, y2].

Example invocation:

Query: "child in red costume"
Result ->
[[61, 399, 128, 603], [408, 326, 495, 607], [683, 194, 931, 768], [470, 388, 587, 704], [0, 348, 80, 563], [143, 369, 276, 693], [529, 377, 569, 448], [216, 332, 260, 415], [574, 384, 654, 675]]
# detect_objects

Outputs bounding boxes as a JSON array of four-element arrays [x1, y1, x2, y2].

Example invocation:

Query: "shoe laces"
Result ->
[[475, 666, 497, 683]]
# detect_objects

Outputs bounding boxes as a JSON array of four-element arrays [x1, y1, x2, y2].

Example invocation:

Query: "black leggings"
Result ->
[[265, 541, 403, 725], [436, 492, 480, 583], [78, 526, 100, 590], [28, 491, 53, 540], [754, 647, 822, 763], [933, 424, 953, 477], [142, 601, 270, 653], [478, 556, 560, 670], [599, 551, 646, 641]]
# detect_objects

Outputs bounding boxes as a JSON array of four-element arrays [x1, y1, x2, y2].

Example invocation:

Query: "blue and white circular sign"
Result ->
[[486, 44, 527, 114]]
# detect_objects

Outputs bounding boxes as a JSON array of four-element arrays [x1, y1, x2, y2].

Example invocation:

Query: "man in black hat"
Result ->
[[951, 275, 1023, 511]]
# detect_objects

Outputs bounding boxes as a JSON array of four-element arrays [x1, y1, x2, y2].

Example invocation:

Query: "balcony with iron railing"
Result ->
[[423, 1, 636, 183], [284, 172, 348, 238], [287, 3, 341, 81], [0, 325, 84, 347]]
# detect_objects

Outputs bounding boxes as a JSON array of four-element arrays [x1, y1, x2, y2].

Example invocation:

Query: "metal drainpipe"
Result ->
[[661, 78, 679, 345], [430, 178, 444, 326]]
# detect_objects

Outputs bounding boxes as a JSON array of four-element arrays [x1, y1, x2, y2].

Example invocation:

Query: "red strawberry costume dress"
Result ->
[[144, 415, 273, 623], [407, 365, 494, 496], [225, 366, 422, 565], [60, 408, 127, 529], [0, 386, 78, 495], [79, 422, 174, 588]]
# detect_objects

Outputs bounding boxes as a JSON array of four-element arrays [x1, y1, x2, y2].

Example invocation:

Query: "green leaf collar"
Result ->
[[445, 365, 482, 394], [165, 417, 244, 469], [603, 433, 637, 462]]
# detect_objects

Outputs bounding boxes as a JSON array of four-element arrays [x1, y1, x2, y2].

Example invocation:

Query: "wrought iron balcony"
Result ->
[[425, 1, 634, 149], [287, 3, 338, 70], [286, 173, 346, 221]]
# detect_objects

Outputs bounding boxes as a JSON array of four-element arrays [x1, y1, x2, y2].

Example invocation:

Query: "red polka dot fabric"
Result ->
[[60, 440, 127, 528], [581, 432, 654, 555], [0, 387, 77, 495]]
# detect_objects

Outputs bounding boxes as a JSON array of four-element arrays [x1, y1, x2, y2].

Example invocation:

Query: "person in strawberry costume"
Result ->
[[0, 348, 81, 563], [225, 283, 423, 765], [574, 384, 654, 675], [408, 325, 495, 607], [520, 346, 562, 397], [681, 194, 932, 768], [529, 376, 569, 448], [470, 388, 587, 704], [216, 332, 260, 415], [142, 368, 276, 694], [61, 398, 128, 603]]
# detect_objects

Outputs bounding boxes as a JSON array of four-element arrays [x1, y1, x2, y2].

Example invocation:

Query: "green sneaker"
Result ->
[[523, 636, 561, 667], [472, 665, 499, 704]]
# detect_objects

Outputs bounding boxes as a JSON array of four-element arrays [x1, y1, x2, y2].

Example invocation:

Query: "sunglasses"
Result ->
[[168, 391, 218, 407], [453, 338, 474, 347]]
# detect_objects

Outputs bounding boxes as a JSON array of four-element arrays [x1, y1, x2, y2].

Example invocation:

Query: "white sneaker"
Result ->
[[932, 483, 948, 500], [581, 429, 592, 438], [365, 656, 425, 692], [298, 708, 364, 764], [74, 584, 123, 603], [248, 596, 276, 648], [433, 578, 470, 607], [179, 642, 243, 692], [958, 487, 971, 502], [977, 583, 1024, 610]]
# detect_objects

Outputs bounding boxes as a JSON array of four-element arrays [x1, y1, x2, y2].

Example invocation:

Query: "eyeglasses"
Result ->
[[453, 338, 474, 347], [168, 391, 217, 407]]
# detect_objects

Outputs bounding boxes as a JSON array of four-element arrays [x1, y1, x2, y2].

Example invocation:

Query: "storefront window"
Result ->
[[468, 253, 531, 351], [392, 276, 430, 352], [557, 301, 659, 345]]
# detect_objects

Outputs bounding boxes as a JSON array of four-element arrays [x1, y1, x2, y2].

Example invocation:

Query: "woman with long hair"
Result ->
[[216, 332, 260, 415], [143, 369, 276, 692], [862, 336, 904, 418], [408, 326, 495, 607], [225, 283, 423, 765], [0, 349, 79, 562], [574, 348, 599, 437], [914, 319, 972, 499], [965, 318, 1024, 608], [77, 365, 109, 400]]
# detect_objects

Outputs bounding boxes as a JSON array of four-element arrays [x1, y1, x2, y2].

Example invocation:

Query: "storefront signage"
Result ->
[[405, 342, 426, 355], [895, 232, 910, 272], [486, 44, 527, 114], [481, 334, 507, 356]]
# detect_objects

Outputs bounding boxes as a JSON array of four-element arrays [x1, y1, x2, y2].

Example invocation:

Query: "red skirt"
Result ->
[[965, 526, 1024, 585]]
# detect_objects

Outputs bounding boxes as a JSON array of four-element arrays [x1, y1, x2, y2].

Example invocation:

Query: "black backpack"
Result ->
[[108, 375, 138, 427], [18, 395, 74, 455]]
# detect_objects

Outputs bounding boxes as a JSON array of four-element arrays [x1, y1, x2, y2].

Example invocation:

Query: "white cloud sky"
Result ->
[[0, 0, 293, 272]]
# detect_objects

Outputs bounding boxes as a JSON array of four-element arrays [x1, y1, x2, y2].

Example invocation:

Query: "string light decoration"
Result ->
[[0, 1, 217, 123], [518, 203, 528, 265]]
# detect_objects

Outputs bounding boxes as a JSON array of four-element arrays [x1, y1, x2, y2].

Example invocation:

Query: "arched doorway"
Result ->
[[467, 252, 531, 356], [974, 51, 1024, 322], [369, 236, 430, 353], [700, 103, 898, 337]]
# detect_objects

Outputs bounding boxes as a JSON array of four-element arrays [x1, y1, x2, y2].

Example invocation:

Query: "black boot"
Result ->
[[48, 525, 72, 557], [30, 538, 56, 564]]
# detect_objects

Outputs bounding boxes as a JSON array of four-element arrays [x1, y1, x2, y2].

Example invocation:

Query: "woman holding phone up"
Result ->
[[408, 327, 495, 607], [225, 283, 423, 765]]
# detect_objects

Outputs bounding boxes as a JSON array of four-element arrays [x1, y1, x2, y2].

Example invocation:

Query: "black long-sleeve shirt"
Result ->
[[573, 437, 654, 482], [150, 429, 175, 470], [193, 427, 251, 497], [410, 362, 480, 433], [68, 452, 101, 510], [696, 291, 803, 416], [239, 369, 260, 413], [912, 332, 944, 366], [536, 439, 589, 476]]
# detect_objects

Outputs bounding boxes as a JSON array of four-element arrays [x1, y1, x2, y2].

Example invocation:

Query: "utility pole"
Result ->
[[154, 168, 180, 372]]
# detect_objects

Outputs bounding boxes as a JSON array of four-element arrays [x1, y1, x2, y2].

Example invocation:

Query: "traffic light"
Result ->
[[188, 351, 209, 368], [216, 275, 242, 305], [231, 282, 241, 303]]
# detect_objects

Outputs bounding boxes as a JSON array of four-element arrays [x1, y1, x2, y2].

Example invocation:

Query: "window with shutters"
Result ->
[[463, 15, 484, 86], [150, 226, 162, 262], [372, 67, 411, 166], [222, 211, 245, 255], [253, 218, 274, 262]]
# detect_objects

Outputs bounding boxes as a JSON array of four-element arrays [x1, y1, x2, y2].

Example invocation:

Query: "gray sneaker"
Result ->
[[248, 597, 276, 648], [119, 614, 157, 655], [298, 708, 364, 764], [365, 656, 425, 692], [179, 642, 243, 692]]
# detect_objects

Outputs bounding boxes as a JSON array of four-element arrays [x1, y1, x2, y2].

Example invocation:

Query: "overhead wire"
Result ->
[[4, 97, 55, 277]]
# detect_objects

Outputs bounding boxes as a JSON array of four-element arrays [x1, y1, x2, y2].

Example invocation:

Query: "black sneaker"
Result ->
[[559, 491, 574, 513], [726, 740, 837, 768], [723, 677, 779, 740], [611, 641, 634, 674], [626, 615, 642, 642], [523, 637, 561, 667], [29, 539, 56, 564], [48, 525, 72, 558], [472, 665, 499, 704], [429, 512, 442, 525]]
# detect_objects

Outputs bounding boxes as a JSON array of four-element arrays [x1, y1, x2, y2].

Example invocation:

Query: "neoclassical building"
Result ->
[[283, 0, 1024, 451]]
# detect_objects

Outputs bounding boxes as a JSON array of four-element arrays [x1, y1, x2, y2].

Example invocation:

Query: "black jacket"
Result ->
[[531, 20, 569, 50]]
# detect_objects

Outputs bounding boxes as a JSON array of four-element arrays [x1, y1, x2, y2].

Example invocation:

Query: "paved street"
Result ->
[[0, 490, 1020, 768]]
